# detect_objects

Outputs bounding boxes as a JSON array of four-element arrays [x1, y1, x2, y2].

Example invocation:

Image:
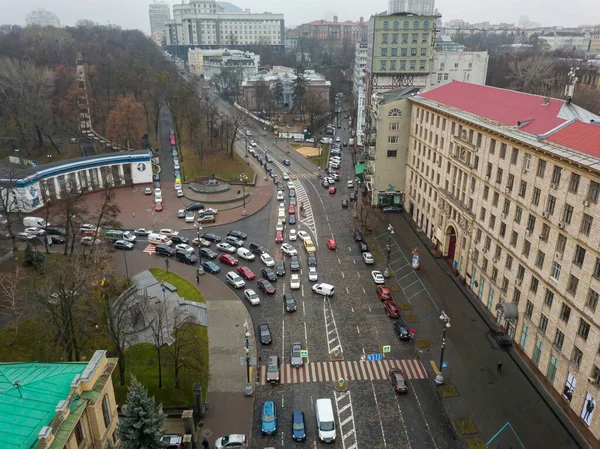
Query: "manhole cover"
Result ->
[[202, 428, 213, 437]]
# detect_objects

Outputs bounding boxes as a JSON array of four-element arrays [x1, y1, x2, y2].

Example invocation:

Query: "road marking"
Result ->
[[302, 300, 306, 316], [338, 258, 341, 264], [335, 390, 358, 449], [351, 305, 354, 312], [357, 272, 360, 278], [430, 360, 439, 375], [324, 297, 343, 358], [281, 318, 285, 361], [368, 306, 371, 312], [356, 325, 360, 334], [370, 377, 388, 448], [353, 259, 356, 264], [362, 287, 366, 294], [304, 322, 309, 363], [346, 286, 349, 294], [341, 272, 345, 279]]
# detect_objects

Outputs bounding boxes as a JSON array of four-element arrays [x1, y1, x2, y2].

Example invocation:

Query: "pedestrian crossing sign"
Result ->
[[300, 350, 308, 358], [382, 345, 391, 353]]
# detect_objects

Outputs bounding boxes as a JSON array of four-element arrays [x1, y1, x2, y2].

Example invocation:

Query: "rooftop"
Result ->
[[419, 81, 600, 158], [0, 361, 87, 449], [308, 19, 366, 26]]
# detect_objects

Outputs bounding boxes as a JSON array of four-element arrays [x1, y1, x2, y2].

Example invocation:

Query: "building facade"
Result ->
[[353, 42, 368, 96], [538, 31, 591, 53], [426, 51, 489, 90], [188, 48, 260, 79], [25, 8, 60, 27], [149, 1, 171, 40], [298, 17, 368, 43], [0, 350, 118, 449], [590, 30, 600, 57], [405, 81, 600, 437], [285, 30, 298, 50], [435, 35, 465, 52], [388, 0, 435, 16], [0, 151, 153, 213], [241, 66, 330, 111], [164, 0, 284, 46]]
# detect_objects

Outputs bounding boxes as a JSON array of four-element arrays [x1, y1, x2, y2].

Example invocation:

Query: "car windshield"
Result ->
[[267, 365, 278, 372], [320, 421, 335, 431], [260, 327, 269, 335], [293, 421, 304, 430], [262, 413, 275, 422]]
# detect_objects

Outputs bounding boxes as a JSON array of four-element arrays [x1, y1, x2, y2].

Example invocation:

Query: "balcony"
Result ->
[[451, 132, 477, 151], [440, 188, 475, 218], [450, 153, 475, 171]]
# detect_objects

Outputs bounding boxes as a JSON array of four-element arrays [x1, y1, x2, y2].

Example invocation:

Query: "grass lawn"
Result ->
[[180, 143, 255, 182], [149, 268, 205, 303], [307, 144, 330, 168], [113, 325, 209, 408]]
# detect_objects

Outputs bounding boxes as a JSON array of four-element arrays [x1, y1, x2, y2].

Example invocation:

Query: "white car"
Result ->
[[175, 244, 194, 254], [176, 189, 184, 198], [372, 270, 385, 284], [277, 191, 284, 201], [260, 253, 275, 267], [237, 247, 255, 261], [282, 172, 290, 181], [290, 274, 301, 290], [297, 230, 310, 241], [244, 288, 260, 305], [347, 179, 354, 188], [226, 271, 245, 289], [335, 136, 341, 142], [144, 187, 152, 195], [159, 229, 179, 237], [81, 236, 102, 246], [289, 229, 297, 241], [276, 221, 284, 232], [185, 211, 195, 223], [249, 140, 257, 147], [281, 243, 297, 256], [308, 266, 318, 282], [154, 187, 162, 196], [24, 227, 45, 236], [287, 182, 295, 190], [215, 435, 247, 449], [216, 242, 236, 253], [155, 192, 162, 202], [362, 252, 374, 264], [278, 202, 285, 211], [177, 209, 186, 218]]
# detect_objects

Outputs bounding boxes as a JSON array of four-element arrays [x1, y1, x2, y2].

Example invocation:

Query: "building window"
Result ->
[[412, 33, 418, 43], [532, 339, 542, 366], [388, 136, 398, 144], [402, 33, 408, 43], [513, 288, 521, 305], [556, 234, 566, 253], [102, 395, 112, 428], [514, 206, 522, 224], [400, 60, 406, 70], [573, 245, 586, 267], [573, 347, 583, 369], [581, 213, 593, 236], [410, 61, 415, 70], [554, 329, 565, 350], [546, 195, 556, 215], [419, 60, 425, 70], [380, 60, 387, 70], [390, 60, 396, 70], [535, 250, 545, 269], [411, 48, 417, 56], [587, 289, 599, 312], [518, 181, 527, 197], [588, 181, 600, 203], [551, 165, 562, 186], [547, 355, 558, 383], [74, 421, 85, 445], [568, 173, 580, 193], [529, 275, 538, 292], [566, 274, 579, 295], [536, 159, 546, 177], [532, 187, 541, 206], [383, 21, 389, 30], [511, 148, 519, 164], [387, 150, 398, 158], [551, 262, 561, 281], [423, 20, 429, 29], [544, 289, 554, 307], [391, 47, 397, 56], [413, 20, 419, 29], [393, 21, 399, 30], [526, 214, 536, 232], [382, 33, 388, 43], [560, 303, 571, 323], [594, 258, 600, 278], [539, 313, 548, 333], [500, 143, 507, 159], [403, 21, 409, 29], [525, 300, 534, 318], [401, 48, 407, 56], [444, 73, 448, 80], [578, 319, 591, 340], [562, 203, 573, 224], [381, 48, 388, 56], [421, 48, 427, 56], [520, 323, 528, 347], [389, 122, 400, 129]]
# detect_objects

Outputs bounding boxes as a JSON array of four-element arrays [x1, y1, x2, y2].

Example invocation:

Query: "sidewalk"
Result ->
[[363, 208, 591, 449], [113, 252, 256, 446]]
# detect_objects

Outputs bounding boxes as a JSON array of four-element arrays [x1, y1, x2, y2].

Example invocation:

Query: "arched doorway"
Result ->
[[445, 225, 457, 261]]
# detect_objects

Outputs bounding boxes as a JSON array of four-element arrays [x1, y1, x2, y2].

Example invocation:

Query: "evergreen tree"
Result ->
[[116, 378, 166, 449], [273, 79, 284, 108]]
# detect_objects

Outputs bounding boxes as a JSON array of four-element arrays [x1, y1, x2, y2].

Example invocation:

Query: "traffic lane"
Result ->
[[158, 106, 175, 183]]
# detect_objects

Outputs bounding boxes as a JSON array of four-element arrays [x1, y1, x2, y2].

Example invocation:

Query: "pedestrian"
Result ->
[[409, 328, 415, 339], [196, 273, 200, 285], [497, 361, 503, 372], [202, 437, 210, 449]]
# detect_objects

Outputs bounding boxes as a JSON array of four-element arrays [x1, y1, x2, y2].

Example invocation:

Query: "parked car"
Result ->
[[175, 251, 197, 265], [372, 271, 385, 284], [260, 253, 275, 267], [134, 228, 152, 236], [185, 211, 196, 223], [227, 230, 247, 240], [186, 202, 205, 211], [114, 240, 134, 250], [225, 271, 245, 288], [170, 235, 189, 245], [155, 245, 176, 256], [225, 236, 244, 248], [154, 202, 163, 212], [357, 241, 369, 252], [362, 252, 374, 264], [214, 434, 247, 449], [199, 248, 218, 259], [219, 254, 238, 266], [201, 232, 221, 243], [261, 401, 278, 435], [244, 289, 260, 305], [201, 261, 220, 274], [161, 434, 183, 449], [275, 260, 286, 276], [377, 286, 393, 301], [394, 320, 411, 341], [262, 268, 277, 282], [237, 247, 255, 261], [308, 266, 318, 282], [259, 323, 272, 344], [257, 279, 275, 295], [353, 230, 364, 241], [291, 410, 306, 441], [384, 301, 401, 317], [290, 255, 300, 271], [382, 206, 403, 213], [237, 266, 255, 280], [177, 209, 186, 218], [217, 242, 236, 253], [326, 238, 337, 250], [283, 293, 297, 312], [290, 274, 301, 289], [192, 237, 211, 247]]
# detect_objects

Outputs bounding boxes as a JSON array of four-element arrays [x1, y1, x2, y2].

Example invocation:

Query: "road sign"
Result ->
[[243, 340, 250, 349], [300, 350, 308, 358], [382, 345, 391, 353], [360, 354, 366, 361], [367, 353, 383, 361], [338, 378, 345, 386], [442, 361, 448, 368]]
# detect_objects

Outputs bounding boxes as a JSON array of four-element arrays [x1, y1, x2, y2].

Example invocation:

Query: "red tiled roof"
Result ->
[[420, 81, 600, 159], [420, 81, 565, 134], [309, 20, 365, 26], [545, 121, 600, 158]]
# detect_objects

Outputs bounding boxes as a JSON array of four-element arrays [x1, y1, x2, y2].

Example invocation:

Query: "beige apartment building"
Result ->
[[405, 81, 600, 436]]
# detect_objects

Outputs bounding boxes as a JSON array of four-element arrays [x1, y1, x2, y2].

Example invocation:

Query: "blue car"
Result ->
[[261, 401, 277, 435], [201, 261, 220, 274], [289, 214, 296, 225], [291, 410, 306, 441]]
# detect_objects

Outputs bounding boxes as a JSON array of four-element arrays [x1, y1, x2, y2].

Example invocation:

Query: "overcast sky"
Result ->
[[6, 0, 599, 34]]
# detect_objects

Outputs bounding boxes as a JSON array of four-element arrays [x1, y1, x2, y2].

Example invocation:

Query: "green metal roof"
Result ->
[[355, 163, 366, 176], [0, 361, 87, 449]]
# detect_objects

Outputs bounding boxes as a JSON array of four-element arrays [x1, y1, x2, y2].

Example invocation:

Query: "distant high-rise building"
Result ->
[[149, 1, 171, 37], [25, 8, 60, 27], [388, 0, 435, 16]]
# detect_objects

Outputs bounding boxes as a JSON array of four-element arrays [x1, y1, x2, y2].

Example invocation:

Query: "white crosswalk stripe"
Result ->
[[258, 359, 427, 385], [143, 244, 156, 254]]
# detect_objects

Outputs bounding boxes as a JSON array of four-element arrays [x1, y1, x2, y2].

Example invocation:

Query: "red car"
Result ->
[[170, 136, 176, 145], [384, 301, 401, 318], [288, 204, 296, 215], [219, 254, 238, 266], [155, 202, 163, 212], [257, 279, 276, 295], [237, 266, 255, 280], [328, 186, 336, 194], [275, 231, 284, 243], [326, 238, 337, 250], [376, 286, 393, 301]]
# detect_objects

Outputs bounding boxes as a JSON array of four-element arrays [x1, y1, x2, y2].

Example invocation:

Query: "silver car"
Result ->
[[291, 342, 303, 367], [362, 252, 374, 264]]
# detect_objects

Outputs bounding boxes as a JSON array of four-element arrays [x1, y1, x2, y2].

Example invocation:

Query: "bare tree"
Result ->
[[303, 88, 329, 134], [0, 165, 31, 250], [165, 307, 197, 389], [145, 290, 169, 389], [224, 109, 248, 159], [0, 264, 28, 341], [507, 56, 561, 96]]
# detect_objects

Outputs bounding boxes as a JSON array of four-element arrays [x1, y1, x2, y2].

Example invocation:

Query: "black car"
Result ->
[[225, 236, 244, 248], [153, 173, 160, 182], [155, 244, 176, 256], [186, 202, 205, 211], [48, 235, 66, 244], [199, 248, 218, 259], [170, 235, 189, 245], [341, 198, 349, 208], [201, 233, 221, 243], [357, 241, 369, 252], [154, 181, 161, 189], [290, 255, 300, 271], [349, 192, 357, 201], [45, 227, 66, 236], [262, 268, 277, 282], [307, 253, 317, 267], [394, 320, 411, 341], [259, 323, 272, 345], [265, 155, 272, 163], [282, 159, 291, 166], [382, 206, 403, 213], [353, 230, 364, 242], [289, 214, 296, 225], [390, 369, 409, 393], [249, 242, 268, 255], [277, 183, 284, 192], [283, 293, 297, 312], [289, 190, 296, 198], [275, 260, 285, 276], [227, 230, 247, 240], [175, 250, 198, 265]]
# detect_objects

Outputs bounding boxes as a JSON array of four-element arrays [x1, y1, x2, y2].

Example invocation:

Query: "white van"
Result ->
[[23, 217, 49, 228], [278, 209, 286, 221], [349, 138, 354, 146], [148, 232, 170, 245], [312, 283, 335, 297], [316, 398, 336, 443]]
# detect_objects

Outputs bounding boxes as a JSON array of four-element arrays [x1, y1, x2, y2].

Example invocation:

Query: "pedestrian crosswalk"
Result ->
[[258, 359, 427, 386], [143, 244, 157, 254], [289, 172, 318, 180]]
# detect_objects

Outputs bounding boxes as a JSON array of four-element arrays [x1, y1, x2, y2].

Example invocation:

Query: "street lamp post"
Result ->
[[196, 223, 203, 260], [240, 172, 248, 216], [286, 124, 290, 153], [435, 311, 451, 385], [243, 329, 253, 396], [384, 224, 394, 278]]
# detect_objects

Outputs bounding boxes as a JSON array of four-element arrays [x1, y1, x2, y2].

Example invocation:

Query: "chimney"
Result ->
[[542, 97, 550, 106], [360, 16, 364, 24], [333, 15, 338, 23]]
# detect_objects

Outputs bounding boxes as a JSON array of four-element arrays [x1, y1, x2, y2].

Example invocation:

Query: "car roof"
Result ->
[[263, 401, 275, 413]]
